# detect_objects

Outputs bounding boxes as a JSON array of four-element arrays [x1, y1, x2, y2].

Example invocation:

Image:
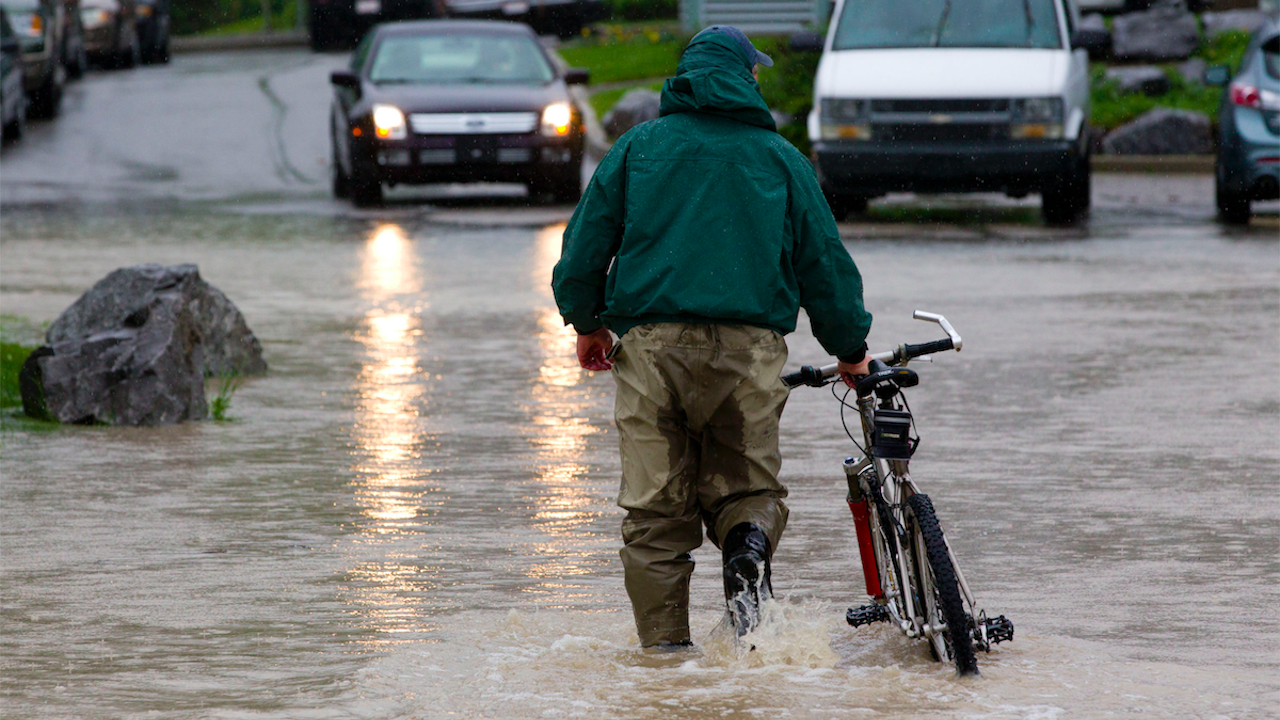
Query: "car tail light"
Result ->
[[1230, 83, 1261, 109], [29, 13, 42, 34]]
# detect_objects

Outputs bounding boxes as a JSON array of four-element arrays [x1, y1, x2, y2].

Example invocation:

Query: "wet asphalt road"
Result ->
[[1, 49, 1279, 719]]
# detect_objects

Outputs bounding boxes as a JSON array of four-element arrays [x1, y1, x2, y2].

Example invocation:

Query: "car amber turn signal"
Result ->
[[372, 104, 407, 140], [541, 103, 573, 137]]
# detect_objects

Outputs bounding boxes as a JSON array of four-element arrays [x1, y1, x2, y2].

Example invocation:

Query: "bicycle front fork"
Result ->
[[847, 497, 882, 600]]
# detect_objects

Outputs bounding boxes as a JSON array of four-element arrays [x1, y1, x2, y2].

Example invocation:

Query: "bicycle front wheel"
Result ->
[[906, 493, 979, 676]]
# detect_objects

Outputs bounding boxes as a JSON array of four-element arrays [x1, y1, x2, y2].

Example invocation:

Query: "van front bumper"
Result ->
[[813, 139, 1081, 196]]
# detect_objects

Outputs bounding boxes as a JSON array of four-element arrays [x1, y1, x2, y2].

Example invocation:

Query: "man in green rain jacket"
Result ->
[[552, 26, 873, 649]]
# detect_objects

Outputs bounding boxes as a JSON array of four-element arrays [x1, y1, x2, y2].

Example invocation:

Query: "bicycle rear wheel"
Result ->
[[906, 493, 979, 676]]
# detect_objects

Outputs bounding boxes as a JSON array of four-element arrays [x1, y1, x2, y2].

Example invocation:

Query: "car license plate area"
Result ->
[[456, 137, 498, 164]]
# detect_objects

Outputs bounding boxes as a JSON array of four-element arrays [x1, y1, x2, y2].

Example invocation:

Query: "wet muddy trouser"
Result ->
[[611, 322, 791, 646]]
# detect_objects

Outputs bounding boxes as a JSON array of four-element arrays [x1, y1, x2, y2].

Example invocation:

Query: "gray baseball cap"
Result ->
[[690, 25, 774, 68]]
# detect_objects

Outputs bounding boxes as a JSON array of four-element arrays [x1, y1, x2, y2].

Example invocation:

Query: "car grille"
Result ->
[[870, 99, 1012, 144], [409, 112, 538, 135]]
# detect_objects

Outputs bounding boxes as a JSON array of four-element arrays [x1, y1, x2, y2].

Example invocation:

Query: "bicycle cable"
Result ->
[[833, 383, 870, 457]]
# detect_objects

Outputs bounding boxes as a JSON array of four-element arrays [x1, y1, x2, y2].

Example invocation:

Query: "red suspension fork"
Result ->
[[848, 498, 883, 599]]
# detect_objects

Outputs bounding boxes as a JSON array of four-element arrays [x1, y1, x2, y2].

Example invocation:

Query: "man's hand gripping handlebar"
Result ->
[[782, 311, 963, 392]]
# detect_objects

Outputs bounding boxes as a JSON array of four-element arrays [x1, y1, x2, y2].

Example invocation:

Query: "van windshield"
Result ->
[[832, 0, 1063, 50]]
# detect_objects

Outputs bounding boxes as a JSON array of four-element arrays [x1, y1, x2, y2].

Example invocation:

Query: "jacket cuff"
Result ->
[[573, 321, 604, 335], [837, 342, 867, 364]]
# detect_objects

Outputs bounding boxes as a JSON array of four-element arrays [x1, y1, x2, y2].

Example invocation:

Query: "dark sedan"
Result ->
[[329, 20, 589, 207]]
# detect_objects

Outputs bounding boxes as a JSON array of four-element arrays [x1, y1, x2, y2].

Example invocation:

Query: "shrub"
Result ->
[[602, 0, 678, 22]]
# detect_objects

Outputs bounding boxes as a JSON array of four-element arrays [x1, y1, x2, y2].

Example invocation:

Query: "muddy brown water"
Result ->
[[1, 202, 1277, 718]]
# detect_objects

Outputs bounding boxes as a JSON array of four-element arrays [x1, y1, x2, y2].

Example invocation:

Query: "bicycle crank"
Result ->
[[972, 614, 1014, 651], [846, 603, 891, 628]]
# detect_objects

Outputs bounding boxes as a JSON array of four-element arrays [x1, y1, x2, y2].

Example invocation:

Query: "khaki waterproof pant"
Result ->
[[611, 323, 791, 646]]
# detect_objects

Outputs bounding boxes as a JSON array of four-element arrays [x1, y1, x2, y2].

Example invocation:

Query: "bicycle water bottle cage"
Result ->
[[855, 366, 919, 398], [871, 409, 914, 459]]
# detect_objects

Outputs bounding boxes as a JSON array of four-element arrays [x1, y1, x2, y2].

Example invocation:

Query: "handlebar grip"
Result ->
[[902, 337, 954, 360], [782, 365, 830, 388]]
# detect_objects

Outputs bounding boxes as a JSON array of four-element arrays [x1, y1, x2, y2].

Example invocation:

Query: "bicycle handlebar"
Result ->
[[781, 311, 962, 390]]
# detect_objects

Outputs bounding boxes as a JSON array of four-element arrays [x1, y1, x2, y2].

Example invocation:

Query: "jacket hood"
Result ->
[[658, 33, 776, 131]]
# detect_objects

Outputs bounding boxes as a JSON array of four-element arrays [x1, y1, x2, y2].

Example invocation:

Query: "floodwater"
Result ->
[[2, 201, 1276, 719]]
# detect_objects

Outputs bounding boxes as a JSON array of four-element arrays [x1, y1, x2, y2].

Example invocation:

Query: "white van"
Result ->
[[801, 0, 1110, 224]]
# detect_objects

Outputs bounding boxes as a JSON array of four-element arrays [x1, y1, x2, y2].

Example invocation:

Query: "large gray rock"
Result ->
[[601, 88, 661, 139], [45, 264, 266, 377], [1111, 3, 1201, 61], [1104, 66, 1171, 96], [1101, 108, 1214, 155], [1201, 10, 1273, 39], [20, 264, 265, 426]]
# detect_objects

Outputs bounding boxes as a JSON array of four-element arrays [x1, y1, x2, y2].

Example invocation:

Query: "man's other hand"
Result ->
[[577, 328, 615, 371], [837, 356, 871, 388]]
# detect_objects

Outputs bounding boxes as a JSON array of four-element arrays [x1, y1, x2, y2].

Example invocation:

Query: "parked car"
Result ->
[[79, 0, 138, 68], [795, 0, 1111, 225], [133, 0, 166, 63], [329, 20, 589, 206], [309, 0, 447, 51], [1, 0, 66, 118], [2, 7, 27, 141], [1206, 19, 1279, 225], [447, 0, 607, 39]]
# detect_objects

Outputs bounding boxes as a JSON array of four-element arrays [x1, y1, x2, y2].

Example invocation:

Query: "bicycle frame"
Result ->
[[784, 311, 1012, 674]]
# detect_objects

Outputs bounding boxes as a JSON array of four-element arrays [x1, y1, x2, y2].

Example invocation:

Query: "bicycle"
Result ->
[[783, 311, 1013, 676]]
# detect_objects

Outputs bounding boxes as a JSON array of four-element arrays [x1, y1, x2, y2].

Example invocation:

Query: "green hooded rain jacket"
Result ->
[[551, 33, 872, 359]]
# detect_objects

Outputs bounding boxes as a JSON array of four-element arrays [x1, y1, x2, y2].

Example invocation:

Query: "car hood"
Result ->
[[815, 48, 1067, 98], [355, 80, 571, 115]]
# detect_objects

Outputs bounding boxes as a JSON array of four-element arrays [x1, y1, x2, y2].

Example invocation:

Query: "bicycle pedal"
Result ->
[[974, 615, 1014, 649], [846, 603, 890, 628]]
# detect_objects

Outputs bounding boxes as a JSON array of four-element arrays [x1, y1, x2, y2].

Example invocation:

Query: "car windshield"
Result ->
[[832, 0, 1062, 50], [368, 34, 555, 85], [1263, 36, 1278, 80]]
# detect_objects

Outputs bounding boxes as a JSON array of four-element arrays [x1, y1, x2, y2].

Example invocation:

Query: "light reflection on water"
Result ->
[[349, 223, 441, 636], [521, 224, 608, 584]]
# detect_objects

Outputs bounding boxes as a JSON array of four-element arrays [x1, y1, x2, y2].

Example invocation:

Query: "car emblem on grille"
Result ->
[[928, 114, 953, 124], [466, 118, 486, 128]]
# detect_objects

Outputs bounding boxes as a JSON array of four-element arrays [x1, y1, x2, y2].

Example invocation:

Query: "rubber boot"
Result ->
[[722, 522, 773, 637]]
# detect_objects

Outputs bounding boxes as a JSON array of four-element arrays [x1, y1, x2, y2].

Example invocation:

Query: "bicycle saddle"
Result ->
[[855, 360, 919, 397]]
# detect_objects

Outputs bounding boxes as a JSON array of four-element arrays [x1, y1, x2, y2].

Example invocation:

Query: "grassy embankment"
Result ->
[[0, 316, 46, 426], [565, 23, 1255, 145]]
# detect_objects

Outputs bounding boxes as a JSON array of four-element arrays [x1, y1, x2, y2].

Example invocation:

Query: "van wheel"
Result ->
[[1042, 158, 1090, 226]]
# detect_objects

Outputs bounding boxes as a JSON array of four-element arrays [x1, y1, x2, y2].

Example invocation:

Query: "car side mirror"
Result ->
[[1203, 65, 1231, 86], [330, 70, 361, 90], [1069, 29, 1111, 59], [790, 31, 825, 53], [564, 67, 589, 85]]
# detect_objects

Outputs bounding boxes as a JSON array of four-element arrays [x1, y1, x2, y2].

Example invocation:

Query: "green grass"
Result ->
[[208, 372, 244, 422], [0, 342, 35, 409], [559, 40, 681, 85]]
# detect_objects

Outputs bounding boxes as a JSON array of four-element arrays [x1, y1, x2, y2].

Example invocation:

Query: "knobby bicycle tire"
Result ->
[[906, 493, 980, 676]]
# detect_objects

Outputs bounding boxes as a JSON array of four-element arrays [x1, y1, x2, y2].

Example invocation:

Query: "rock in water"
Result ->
[[601, 88, 661, 139], [45, 264, 266, 377], [1101, 108, 1214, 155], [20, 264, 266, 426], [1111, 2, 1200, 62]]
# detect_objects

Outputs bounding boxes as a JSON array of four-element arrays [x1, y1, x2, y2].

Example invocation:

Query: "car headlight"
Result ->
[[372, 104, 407, 140], [81, 8, 113, 30], [541, 103, 573, 137], [1011, 97, 1064, 139], [819, 98, 871, 141]]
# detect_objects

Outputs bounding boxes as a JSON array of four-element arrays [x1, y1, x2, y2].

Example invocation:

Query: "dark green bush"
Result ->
[[755, 36, 822, 156]]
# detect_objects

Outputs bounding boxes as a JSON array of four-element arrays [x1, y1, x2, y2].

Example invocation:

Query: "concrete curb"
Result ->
[[1091, 154, 1214, 174], [172, 30, 309, 54]]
